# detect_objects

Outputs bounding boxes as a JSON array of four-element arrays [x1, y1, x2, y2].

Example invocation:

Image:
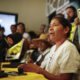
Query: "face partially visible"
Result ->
[[39, 42, 47, 51], [11, 26, 16, 33], [74, 18, 79, 26], [66, 8, 75, 21], [7, 37, 13, 45], [40, 26, 45, 33], [16, 25, 24, 34], [29, 40, 39, 49], [48, 19, 66, 43]]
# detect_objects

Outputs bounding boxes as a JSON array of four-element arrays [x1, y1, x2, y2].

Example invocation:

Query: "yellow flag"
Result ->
[[68, 24, 76, 41], [79, 9, 80, 23], [6, 39, 24, 60]]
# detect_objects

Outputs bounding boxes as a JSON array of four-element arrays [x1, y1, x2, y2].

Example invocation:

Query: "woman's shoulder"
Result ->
[[63, 40, 77, 48], [63, 40, 79, 54]]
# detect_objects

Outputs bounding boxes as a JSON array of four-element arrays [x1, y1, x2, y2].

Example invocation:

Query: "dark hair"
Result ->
[[0, 25, 1, 29], [0, 27, 5, 32], [38, 39, 52, 48], [55, 13, 64, 18], [7, 32, 22, 46], [28, 31, 37, 39], [11, 24, 17, 28], [52, 17, 72, 38], [41, 24, 46, 27], [66, 6, 77, 12], [17, 22, 25, 32]]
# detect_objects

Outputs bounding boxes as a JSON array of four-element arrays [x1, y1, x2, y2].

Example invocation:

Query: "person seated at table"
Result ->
[[0, 37, 9, 62], [7, 33, 29, 62], [21, 35, 48, 64], [20, 39, 41, 63], [16, 23, 30, 56], [7, 32, 22, 47], [6, 32, 23, 62], [0, 32, 22, 62], [18, 17, 80, 80], [26, 38, 52, 64], [35, 39, 51, 66]]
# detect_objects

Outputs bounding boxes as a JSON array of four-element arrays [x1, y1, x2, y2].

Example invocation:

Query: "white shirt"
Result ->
[[41, 40, 80, 77]]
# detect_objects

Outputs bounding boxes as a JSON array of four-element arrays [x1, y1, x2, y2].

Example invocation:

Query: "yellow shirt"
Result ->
[[68, 24, 76, 41]]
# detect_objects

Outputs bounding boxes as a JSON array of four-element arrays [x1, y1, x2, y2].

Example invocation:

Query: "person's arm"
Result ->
[[18, 63, 73, 80], [40, 68, 73, 80]]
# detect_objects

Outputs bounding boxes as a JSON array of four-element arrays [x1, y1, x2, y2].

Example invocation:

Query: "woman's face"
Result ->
[[48, 19, 67, 43]]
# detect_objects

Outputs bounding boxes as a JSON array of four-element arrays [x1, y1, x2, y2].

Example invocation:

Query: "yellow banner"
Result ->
[[79, 10, 80, 23]]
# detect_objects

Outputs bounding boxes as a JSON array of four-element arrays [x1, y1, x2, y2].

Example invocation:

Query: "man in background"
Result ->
[[10, 24, 17, 34], [66, 6, 77, 23], [38, 24, 47, 40]]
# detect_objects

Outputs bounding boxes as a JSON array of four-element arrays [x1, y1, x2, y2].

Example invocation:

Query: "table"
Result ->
[[0, 63, 48, 80]]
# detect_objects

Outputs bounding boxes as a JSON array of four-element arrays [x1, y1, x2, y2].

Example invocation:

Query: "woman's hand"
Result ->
[[18, 63, 43, 73]]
